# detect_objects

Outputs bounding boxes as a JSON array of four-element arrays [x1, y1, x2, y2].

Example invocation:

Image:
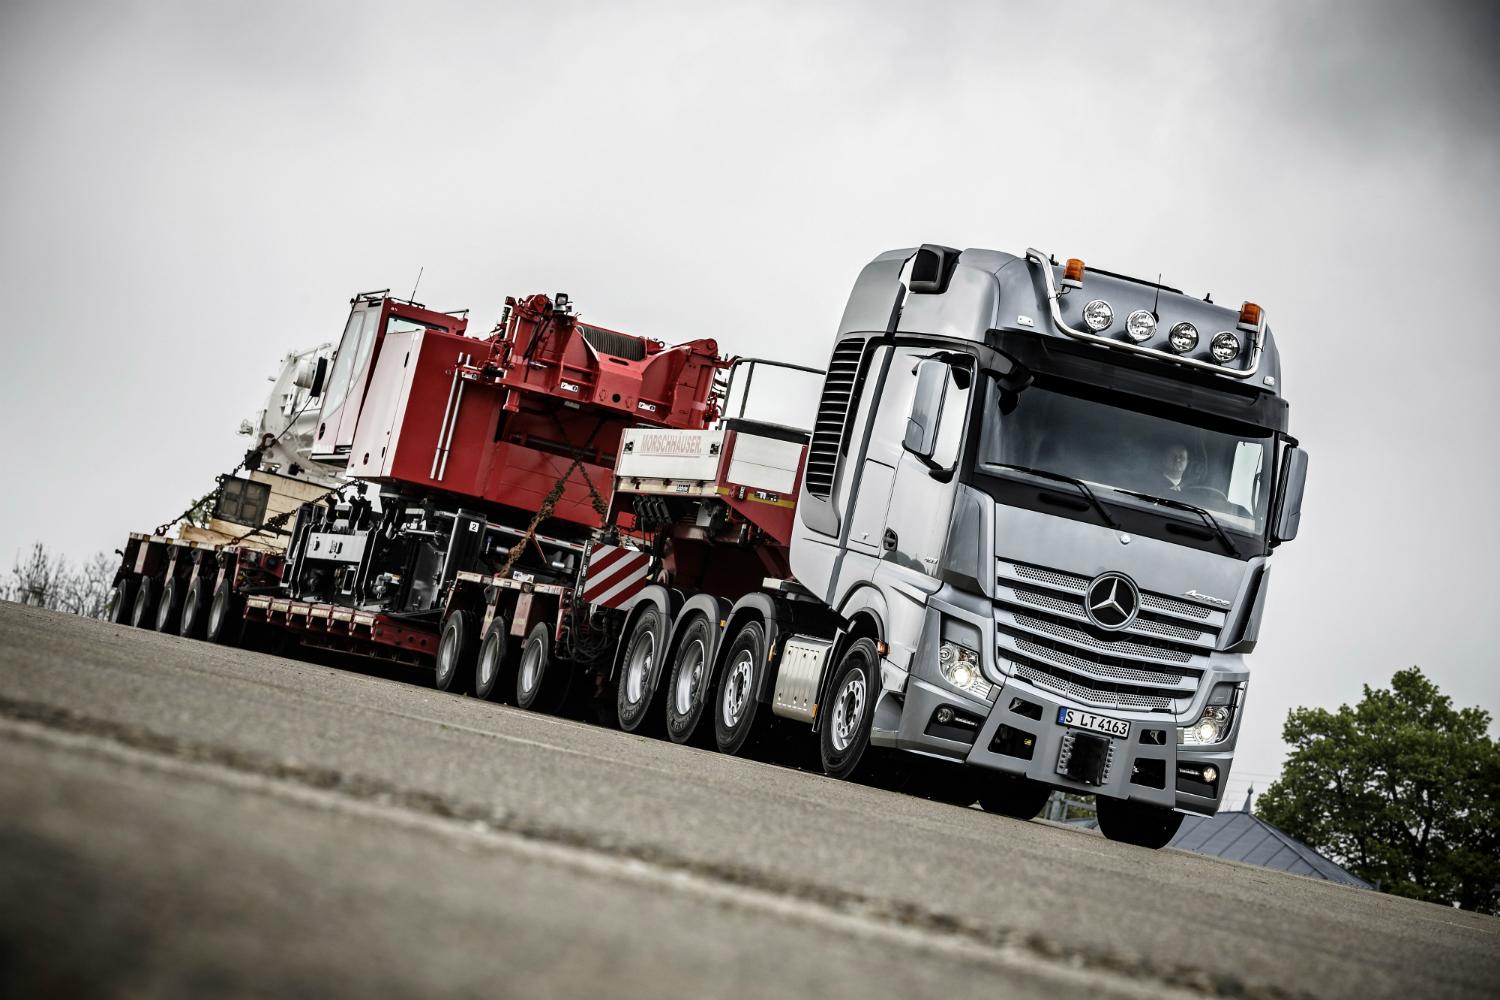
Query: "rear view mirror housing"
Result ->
[[903, 359, 948, 461], [1272, 446, 1308, 544], [309, 356, 329, 398]]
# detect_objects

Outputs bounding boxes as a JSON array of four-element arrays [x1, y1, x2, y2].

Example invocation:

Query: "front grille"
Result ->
[[1010, 656, 1174, 712], [1006, 633, 1193, 688], [1011, 612, 1195, 664], [1006, 583, 1212, 645]]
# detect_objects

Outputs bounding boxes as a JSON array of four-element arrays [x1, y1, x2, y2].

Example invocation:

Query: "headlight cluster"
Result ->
[[1075, 301, 1243, 367], [1178, 684, 1240, 746], [937, 641, 990, 700]]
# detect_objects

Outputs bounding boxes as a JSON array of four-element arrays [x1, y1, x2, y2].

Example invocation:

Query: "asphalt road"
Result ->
[[1, 602, 1495, 999]]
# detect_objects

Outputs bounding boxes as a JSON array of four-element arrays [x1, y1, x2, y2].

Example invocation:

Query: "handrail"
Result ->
[[1024, 249, 1264, 382]]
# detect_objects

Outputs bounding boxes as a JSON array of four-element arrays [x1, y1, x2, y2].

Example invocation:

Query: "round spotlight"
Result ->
[[1125, 310, 1156, 343], [1168, 321, 1199, 353], [1082, 299, 1114, 332], [1211, 331, 1241, 363], [1202, 766, 1218, 784]]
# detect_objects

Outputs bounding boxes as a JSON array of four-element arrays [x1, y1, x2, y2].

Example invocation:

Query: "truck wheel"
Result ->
[[434, 610, 476, 694], [616, 607, 662, 733], [130, 577, 161, 629], [1096, 797, 1184, 849], [154, 577, 184, 633], [109, 578, 137, 625], [714, 619, 769, 756], [664, 614, 714, 745], [976, 774, 1052, 820], [820, 637, 878, 779], [205, 578, 240, 645], [473, 618, 511, 702], [179, 577, 209, 639], [515, 622, 554, 711]]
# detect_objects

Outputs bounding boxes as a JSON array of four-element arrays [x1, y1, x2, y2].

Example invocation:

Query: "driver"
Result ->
[[1159, 442, 1190, 493]]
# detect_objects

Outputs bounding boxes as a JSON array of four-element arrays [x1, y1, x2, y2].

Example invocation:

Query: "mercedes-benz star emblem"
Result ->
[[1085, 572, 1140, 631]]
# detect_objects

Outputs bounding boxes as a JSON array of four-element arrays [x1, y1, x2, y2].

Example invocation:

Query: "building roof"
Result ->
[[1167, 789, 1373, 889]]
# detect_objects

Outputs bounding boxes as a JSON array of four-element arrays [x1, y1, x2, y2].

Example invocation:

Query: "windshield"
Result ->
[[322, 307, 380, 415], [976, 379, 1276, 538]]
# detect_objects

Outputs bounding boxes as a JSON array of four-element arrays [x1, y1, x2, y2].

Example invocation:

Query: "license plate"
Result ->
[[1056, 706, 1129, 739]]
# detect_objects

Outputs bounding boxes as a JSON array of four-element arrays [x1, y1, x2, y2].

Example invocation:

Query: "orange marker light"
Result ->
[[1238, 301, 1263, 328], [1064, 258, 1086, 283]]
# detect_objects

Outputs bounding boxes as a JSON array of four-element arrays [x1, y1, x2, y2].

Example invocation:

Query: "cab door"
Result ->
[[311, 301, 382, 463]]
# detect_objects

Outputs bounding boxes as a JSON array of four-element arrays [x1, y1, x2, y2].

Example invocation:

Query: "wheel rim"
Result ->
[[478, 634, 499, 688], [133, 588, 150, 626], [624, 631, 655, 707], [183, 590, 199, 632], [519, 639, 543, 697], [830, 669, 867, 752], [721, 649, 754, 728], [673, 638, 706, 717], [436, 627, 457, 684]]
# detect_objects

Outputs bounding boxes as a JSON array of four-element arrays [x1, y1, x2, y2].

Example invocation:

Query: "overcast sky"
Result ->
[[3, 0, 1497, 799]]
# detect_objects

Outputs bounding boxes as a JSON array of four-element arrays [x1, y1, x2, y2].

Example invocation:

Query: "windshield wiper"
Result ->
[[988, 464, 1119, 530], [1109, 487, 1240, 558]]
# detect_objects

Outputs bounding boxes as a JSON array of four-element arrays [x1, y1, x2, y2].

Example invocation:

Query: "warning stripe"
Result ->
[[582, 544, 651, 609]]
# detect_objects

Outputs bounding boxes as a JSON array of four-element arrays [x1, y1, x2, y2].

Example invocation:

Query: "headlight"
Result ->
[[938, 641, 989, 699], [1082, 299, 1114, 332], [1210, 331, 1241, 363], [1125, 309, 1156, 343], [1168, 322, 1199, 353], [1178, 684, 1239, 745]]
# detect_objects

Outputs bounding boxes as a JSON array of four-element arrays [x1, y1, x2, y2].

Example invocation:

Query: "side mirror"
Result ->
[[903, 359, 948, 461], [1273, 447, 1308, 543], [309, 356, 329, 398]]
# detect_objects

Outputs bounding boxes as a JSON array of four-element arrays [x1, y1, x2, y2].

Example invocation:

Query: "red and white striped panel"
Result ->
[[581, 544, 651, 609]]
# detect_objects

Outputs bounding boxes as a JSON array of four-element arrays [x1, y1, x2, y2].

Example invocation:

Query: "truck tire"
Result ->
[[109, 578, 137, 626], [1096, 797, 1184, 849], [130, 577, 161, 629], [205, 578, 240, 645], [435, 610, 476, 694], [154, 577, 184, 633], [714, 619, 769, 756], [976, 774, 1052, 820], [473, 617, 511, 702], [616, 607, 662, 733], [515, 622, 554, 711], [179, 577, 209, 639], [819, 637, 878, 779], [664, 614, 714, 745]]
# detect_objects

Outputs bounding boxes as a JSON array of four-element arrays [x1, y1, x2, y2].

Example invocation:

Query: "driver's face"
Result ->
[[1165, 445, 1189, 476]]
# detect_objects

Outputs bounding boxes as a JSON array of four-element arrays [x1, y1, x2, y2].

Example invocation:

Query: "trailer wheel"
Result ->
[[435, 610, 477, 695], [130, 577, 161, 629], [515, 622, 554, 711], [976, 774, 1052, 820], [154, 577, 185, 633], [109, 578, 137, 626], [474, 618, 512, 702], [820, 637, 878, 779], [664, 614, 714, 745], [1096, 797, 1184, 850], [616, 607, 663, 733], [714, 619, 770, 756], [205, 578, 240, 645], [178, 577, 209, 639]]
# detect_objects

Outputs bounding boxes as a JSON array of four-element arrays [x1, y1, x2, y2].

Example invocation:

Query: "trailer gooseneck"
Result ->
[[111, 243, 1308, 849]]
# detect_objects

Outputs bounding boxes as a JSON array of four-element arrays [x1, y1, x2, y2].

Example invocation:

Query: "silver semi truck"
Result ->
[[619, 244, 1308, 848]]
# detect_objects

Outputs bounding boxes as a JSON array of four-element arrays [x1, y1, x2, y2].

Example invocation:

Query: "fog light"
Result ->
[[936, 706, 954, 725], [1082, 299, 1114, 332], [1211, 331, 1241, 363], [1125, 309, 1156, 343], [1168, 322, 1199, 353], [1202, 765, 1218, 784]]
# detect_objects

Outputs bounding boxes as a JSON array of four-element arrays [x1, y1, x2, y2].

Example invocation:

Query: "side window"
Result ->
[[870, 347, 926, 447]]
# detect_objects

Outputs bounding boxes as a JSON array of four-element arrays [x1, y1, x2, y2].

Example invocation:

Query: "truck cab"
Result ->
[[788, 245, 1308, 845]]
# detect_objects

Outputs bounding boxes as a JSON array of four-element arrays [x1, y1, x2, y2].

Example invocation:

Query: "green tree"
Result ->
[[1257, 667, 1500, 913]]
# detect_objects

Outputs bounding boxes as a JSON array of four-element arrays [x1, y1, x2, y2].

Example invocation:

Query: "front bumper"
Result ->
[[891, 673, 1231, 814]]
